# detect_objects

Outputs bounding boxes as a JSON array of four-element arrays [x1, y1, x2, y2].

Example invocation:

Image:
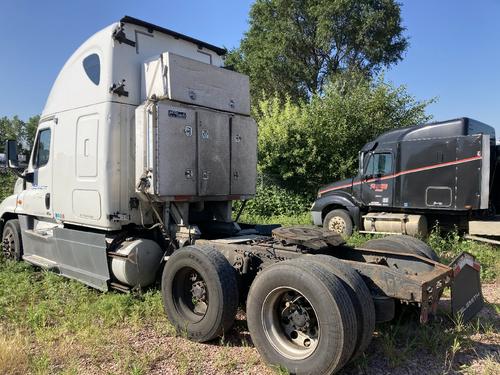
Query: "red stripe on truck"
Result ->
[[319, 155, 482, 196]]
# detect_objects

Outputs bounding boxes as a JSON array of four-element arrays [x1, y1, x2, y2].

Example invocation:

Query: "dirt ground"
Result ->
[[75, 283, 499, 375]]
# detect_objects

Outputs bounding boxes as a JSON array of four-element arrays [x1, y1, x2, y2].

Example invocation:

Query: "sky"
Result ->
[[0, 0, 498, 131]]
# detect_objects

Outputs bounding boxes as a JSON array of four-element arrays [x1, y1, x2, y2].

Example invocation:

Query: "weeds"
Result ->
[[236, 211, 312, 226], [427, 226, 499, 282], [444, 336, 462, 373], [0, 214, 498, 374], [0, 260, 173, 374], [371, 305, 499, 374], [0, 330, 29, 375], [480, 354, 500, 375]]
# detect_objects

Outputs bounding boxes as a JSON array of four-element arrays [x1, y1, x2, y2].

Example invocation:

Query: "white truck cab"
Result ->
[[0, 16, 256, 290]]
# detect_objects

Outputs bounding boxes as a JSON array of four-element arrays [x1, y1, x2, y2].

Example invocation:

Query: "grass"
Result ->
[[0, 259, 270, 374], [0, 260, 174, 374], [0, 190, 498, 373], [426, 227, 500, 282], [360, 306, 500, 374]]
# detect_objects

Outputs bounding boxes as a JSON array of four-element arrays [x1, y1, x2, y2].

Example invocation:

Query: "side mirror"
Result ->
[[6, 140, 18, 168]]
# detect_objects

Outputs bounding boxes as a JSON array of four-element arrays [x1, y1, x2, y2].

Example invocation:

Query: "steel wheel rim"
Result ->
[[2, 228, 16, 260], [172, 267, 209, 323], [261, 286, 320, 360], [328, 216, 346, 234]]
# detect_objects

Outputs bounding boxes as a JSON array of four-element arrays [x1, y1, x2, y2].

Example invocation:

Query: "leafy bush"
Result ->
[[256, 74, 433, 196], [236, 212, 312, 226], [0, 172, 16, 202], [234, 178, 310, 218], [427, 227, 499, 282]]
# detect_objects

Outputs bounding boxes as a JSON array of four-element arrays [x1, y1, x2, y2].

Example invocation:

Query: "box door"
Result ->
[[155, 103, 197, 196], [231, 116, 257, 195], [197, 110, 230, 196]]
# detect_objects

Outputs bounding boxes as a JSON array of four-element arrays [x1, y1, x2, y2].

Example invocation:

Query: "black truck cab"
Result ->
[[312, 117, 497, 236]]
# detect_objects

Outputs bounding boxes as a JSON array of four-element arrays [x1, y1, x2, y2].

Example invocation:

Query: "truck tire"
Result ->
[[324, 209, 353, 237], [384, 235, 439, 261], [247, 259, 357, 375], [297, 255, 375, 361], [161, 245, 238, 342], [362, 236, 438, 261], [1, 219, 22, 261]]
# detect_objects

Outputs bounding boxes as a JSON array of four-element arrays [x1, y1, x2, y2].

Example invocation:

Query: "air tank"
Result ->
[[110, 239, 164, 287]]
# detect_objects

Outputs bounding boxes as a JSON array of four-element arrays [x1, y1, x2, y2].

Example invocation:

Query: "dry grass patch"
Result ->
[[0, 330, 29, 375]]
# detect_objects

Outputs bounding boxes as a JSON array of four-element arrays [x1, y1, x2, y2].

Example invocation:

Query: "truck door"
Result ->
[[21, 123, 54, 218], [361, 152, 394, 207]]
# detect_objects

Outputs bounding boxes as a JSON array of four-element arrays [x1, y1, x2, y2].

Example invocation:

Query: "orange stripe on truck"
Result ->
[[319, 155, 482, 196]]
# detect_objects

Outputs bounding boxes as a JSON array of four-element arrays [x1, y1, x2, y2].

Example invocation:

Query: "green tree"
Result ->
[[25, 115, 40, 151], [226, 0, 408, 102], [0, 116, 24, 153], [257, 74, 433, 197], [0, 115, 39, 154]]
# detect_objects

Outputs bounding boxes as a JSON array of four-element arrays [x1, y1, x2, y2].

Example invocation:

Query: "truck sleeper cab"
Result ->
[[0, 17, 483, 375], [312, 117, 496, 237]]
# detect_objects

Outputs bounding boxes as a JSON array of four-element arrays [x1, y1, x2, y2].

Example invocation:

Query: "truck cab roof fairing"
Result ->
[[372, 117, 496, 145], [120, 16, 227, 56], [42, 17, 226, 118], [42, 23, 116, 118]]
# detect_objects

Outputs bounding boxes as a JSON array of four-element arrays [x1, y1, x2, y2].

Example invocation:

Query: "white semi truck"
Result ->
[[0, 16, 484, 375]]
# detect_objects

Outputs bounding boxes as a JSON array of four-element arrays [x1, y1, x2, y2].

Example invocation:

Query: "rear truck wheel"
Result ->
[[1, 219, 22, 261], [246, 259, 357, 375], [297, 255, 375, 361], [323, 209, 353, 237], [362, 236, 438, 261], [161, 245, 238, 342], [384, 234, 439, 261]]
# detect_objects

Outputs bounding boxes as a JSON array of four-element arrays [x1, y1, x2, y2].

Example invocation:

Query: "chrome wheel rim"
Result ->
[[261, 287, 320, 360], [328, 216, 346, 234]]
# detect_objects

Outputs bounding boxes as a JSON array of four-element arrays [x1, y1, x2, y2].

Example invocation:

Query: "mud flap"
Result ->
[[449, 252, 483, 322]]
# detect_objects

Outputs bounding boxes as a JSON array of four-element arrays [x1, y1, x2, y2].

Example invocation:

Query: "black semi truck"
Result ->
[[312, 117, 500, 241]]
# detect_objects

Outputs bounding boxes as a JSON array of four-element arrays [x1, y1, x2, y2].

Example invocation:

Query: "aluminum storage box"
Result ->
[[142, 52, 251, 116], [136, 101, 257, 200]]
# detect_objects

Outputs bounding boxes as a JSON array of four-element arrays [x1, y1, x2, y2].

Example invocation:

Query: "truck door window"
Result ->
[[365, 153, 392, 177], [34, 129, 51, 168]]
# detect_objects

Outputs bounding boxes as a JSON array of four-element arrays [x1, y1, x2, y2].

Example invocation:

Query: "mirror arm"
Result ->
[[6, 165, 32, 182], [7, 165, 25, 178]]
